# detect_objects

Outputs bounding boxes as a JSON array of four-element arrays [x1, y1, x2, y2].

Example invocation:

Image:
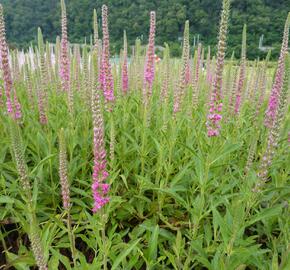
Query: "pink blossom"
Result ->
[[264, 14, 289, 128], [0, 5, 21, 119], [206, 0, 230, 137], [207, 129, 219, 137], [91, 85, 110, 212]]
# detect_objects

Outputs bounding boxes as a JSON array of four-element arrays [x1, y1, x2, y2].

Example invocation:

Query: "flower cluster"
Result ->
[[160, 43, 170, 105], [206, 0, 230, 137], [37, 87, 47, 125], [254, 53, 290, 192], [91, 85, 110, 212], [101, 5, 115, 103], [207, 98, 223, 137], [60, 0, 70, 92], [9, 121, 47, 270], [37, 28, 48, 124], [234, 24, 247, 114], [0, 4, 21, 119], [255, 52, 271, 118], [192, 43, 202, 107], [143, 11, 156, 104], [59, 128, 71, 210], [185, 60, 191, 85], [122, 30, 129, 93], [264, 13, 289, 128], [92, 8, 100, 82], [173, 20, 189, 114], [30, 230, 48, 270]]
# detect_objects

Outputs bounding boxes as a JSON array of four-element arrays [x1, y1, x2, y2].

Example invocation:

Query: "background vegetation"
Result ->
[[0, 0, 289, 58]]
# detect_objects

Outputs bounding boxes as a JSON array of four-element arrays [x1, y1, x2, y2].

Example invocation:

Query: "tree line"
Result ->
[[1, 0, 289, 59]]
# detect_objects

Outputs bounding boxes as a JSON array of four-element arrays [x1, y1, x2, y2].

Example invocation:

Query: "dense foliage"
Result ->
[[1, 0, 290, 58], [1, 55, 289, 269]]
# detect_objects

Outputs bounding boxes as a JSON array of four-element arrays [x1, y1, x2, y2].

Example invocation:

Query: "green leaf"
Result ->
[[148, 225, 159, 261], [29, 154, 56, 176], [246, 206, 282, 226], [0, 196, 14, 204], [111, 238, 141, 270]]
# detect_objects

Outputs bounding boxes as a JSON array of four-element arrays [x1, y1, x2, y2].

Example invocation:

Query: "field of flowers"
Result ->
[[0, 0, 289, 269]]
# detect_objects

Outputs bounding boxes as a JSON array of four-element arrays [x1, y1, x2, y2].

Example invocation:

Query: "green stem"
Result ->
[[141, 106, 147, 176], [101, 212, 108, 270], [48, 130, 56, 209], [67, 210, 77, 266]]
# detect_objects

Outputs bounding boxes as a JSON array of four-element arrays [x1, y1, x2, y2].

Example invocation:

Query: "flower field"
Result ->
[[0, 0, 289, 269]]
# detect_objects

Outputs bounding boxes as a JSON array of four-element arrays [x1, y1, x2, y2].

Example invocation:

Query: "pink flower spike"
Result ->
[[91, 76, 110, 212], [102, 5, 115, 106], [60, 0, 70, 92], [206, 0, 230, 137], [143, 11, 156, 105]]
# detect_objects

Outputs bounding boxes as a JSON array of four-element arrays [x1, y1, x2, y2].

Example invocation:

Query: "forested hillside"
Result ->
[[0, 0, 289, 58]]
